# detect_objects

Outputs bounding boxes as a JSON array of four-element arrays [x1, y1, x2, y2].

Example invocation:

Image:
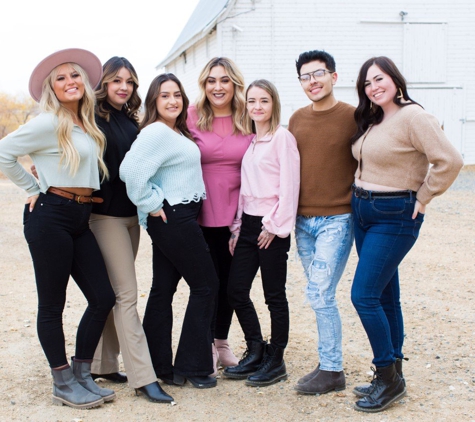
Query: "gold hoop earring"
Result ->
[[397, 88, 403, 99], [370, 101, 373, 110]]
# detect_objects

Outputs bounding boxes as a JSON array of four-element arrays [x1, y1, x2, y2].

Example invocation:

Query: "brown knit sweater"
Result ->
[[288, 102, 357, 216], [352, 104, 464, 205]]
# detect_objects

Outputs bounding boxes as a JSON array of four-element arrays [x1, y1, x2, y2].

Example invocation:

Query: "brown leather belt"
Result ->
[[47, 187, 104, 204]]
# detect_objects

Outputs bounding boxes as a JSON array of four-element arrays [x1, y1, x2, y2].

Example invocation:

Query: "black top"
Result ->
[[92, 102, 139, 217]]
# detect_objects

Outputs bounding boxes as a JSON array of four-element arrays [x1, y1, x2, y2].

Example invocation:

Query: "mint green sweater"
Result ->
[[0, 113, 101, 196]]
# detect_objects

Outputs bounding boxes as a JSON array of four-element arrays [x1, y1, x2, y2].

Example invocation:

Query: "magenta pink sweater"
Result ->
[[187, 105, 253, 227]]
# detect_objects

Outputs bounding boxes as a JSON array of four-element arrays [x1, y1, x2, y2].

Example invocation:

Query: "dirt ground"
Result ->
[[0, 168, 474, 422]]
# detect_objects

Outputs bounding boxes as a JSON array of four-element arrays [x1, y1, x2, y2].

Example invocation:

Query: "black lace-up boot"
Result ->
[[245, 344, 287, 387], [223, 340, 266, 379], [353, 358, 406, 398], [354, 363, 406, 413]]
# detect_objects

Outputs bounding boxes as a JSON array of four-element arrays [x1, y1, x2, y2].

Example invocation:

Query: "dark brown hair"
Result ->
[[350, 56, 421, 144], [295, 50, 336, 75], [95, 57, 141, 122], [140, 73, 192, 140]]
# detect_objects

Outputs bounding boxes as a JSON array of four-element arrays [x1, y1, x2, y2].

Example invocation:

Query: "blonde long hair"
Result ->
[[40, 63, 108, 180], [195, 57, 247, 135]]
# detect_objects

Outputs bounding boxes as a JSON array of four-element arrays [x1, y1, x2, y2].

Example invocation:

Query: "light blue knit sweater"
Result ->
[[119, 121, 206, 228]]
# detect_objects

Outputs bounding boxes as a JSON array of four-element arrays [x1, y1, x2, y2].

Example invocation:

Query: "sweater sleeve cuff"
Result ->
[[149, 202, 164, 215], [415, 183, 433, 205], [229, 220, 241, 234], [26, 184, 41, 197]]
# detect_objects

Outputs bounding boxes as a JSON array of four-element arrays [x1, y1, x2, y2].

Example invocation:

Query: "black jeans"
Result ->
[[23, 192, 115, 368], [200, 226, 234, 340], [228, 213, 290, 349], [143, 200, 218, 377]]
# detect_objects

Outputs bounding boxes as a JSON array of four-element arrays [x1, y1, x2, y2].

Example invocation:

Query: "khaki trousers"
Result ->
[[90, 214, 157, 388]]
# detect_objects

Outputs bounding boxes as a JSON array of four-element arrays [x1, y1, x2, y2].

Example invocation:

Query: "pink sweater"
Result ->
[[187, 105, 253, 227], [231, 126, 300, 238]]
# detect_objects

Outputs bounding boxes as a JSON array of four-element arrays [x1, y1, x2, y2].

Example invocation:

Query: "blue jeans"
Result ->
[[295, 213, 354, 372], [351, 191, 424, 367]]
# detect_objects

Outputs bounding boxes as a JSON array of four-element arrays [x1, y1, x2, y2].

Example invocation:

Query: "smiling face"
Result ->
[[155, 80, 183, 128], [106, 66, 134, 110], [52, 63, 85, 109], [246, 86, 273, 127], [364, 64, 398, 112], [205, 65, 235, 115], [299, 60, 337, 110]]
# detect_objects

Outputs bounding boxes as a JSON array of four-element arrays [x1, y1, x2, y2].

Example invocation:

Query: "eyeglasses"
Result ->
[[298, 69, 334, 84]]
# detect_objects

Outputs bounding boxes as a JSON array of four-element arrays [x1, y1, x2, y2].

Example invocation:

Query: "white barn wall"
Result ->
[[162, 0, 475, 163], [165, 31, 219, 103]]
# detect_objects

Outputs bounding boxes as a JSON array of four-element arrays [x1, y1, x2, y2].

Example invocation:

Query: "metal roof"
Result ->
[[156, 0, 231, 69]]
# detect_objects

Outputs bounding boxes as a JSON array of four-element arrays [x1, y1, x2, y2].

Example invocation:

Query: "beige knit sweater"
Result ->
[[352, 104, 464, 204]]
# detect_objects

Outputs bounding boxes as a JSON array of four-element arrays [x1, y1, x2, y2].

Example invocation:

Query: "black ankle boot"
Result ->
[[173, 375, 217, 389], [135, 381, 174, 403], [245, 344, 288, 387], [223, 340, 266, 380], [91, 372, 127, 383], [354, 363, 406, 413], [353, 358, 406, 398]]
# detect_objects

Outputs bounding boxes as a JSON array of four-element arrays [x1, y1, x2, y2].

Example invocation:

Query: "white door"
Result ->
[[408, 87, 464, 154]]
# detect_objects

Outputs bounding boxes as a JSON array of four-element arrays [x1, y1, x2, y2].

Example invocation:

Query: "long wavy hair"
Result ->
[[95, 56, 141, 122], [244, 79, 281, 135], [351, 56, 421, 144], [140, 73, 193, 140], [40, 63, 108, 180], [195, 57, 247, 135]]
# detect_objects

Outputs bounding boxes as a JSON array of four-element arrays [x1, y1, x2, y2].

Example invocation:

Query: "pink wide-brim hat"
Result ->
[[28, 48, 102, 102]]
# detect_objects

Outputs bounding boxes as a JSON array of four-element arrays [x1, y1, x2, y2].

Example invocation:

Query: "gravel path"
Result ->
[[0, 168, 474, 421]]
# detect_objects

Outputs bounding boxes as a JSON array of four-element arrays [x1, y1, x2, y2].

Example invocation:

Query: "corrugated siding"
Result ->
[[161, 0, 475, 163]]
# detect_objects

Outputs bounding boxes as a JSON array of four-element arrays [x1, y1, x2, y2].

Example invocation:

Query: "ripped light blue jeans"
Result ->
[[295, 213, 354, 372]]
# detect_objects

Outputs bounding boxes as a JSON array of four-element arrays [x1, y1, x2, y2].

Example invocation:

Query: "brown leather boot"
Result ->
[[297, 364, 320, 385], [294, 368, 345, 394]]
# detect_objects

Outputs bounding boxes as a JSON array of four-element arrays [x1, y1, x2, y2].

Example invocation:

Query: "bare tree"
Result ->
[[0, 92, 39, 139]]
